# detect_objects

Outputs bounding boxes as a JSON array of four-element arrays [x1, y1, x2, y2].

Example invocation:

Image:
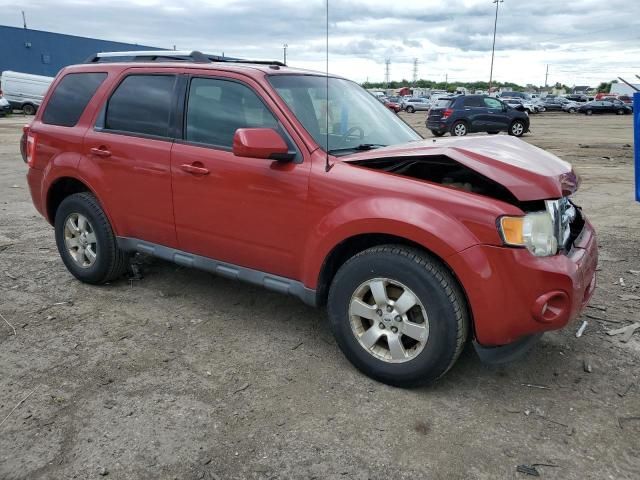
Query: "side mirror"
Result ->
[[232, 128, 295, 162]]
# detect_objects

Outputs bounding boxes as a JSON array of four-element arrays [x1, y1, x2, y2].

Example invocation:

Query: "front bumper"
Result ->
[[448, 219, 597, 346]]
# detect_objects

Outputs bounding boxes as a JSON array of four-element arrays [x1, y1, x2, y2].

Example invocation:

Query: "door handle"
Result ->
[[180, 163, 210, 175], [90, 146, 111, 158]]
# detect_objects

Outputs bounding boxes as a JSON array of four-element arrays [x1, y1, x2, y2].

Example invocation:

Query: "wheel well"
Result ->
[[316, 234, 438, 306], [46, 177, 91, 224]]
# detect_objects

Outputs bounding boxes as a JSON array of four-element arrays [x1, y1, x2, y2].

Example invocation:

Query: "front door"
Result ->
[[170, 75, 310, 280], [482, 97, 510, 130]]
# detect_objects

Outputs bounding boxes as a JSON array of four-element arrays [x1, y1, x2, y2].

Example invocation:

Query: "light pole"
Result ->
[[283, 43, 288, 65], [488, 0, 503, 94]]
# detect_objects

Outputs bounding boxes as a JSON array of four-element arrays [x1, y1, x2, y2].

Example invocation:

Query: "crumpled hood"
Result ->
[[341, 135, 578, 201]]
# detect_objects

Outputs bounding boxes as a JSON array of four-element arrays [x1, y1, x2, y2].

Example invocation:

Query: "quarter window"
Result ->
[[185, 78, 278, 148], [42, 72, 107, 127], [104, 75, 176, 137]]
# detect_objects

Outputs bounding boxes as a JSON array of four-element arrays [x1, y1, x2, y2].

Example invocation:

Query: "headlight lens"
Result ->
[[499, 211, 558, 257]]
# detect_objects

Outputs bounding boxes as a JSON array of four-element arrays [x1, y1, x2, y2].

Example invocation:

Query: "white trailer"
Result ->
[[0, 71, 54, 115]]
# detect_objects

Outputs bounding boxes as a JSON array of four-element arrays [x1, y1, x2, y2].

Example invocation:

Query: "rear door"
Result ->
[[82, 70, 179, 247], [170, 73, 311, 279], [462, 96, 487, 130]]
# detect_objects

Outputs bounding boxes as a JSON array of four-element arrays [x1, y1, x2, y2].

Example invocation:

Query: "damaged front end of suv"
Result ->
[[338, 135, 597, 362]]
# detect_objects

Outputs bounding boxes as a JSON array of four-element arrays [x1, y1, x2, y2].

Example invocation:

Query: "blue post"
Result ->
[[635, 92, 640, 202]]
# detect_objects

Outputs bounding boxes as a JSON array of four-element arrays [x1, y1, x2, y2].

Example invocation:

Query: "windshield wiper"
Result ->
[[327, 143, 387, 154]]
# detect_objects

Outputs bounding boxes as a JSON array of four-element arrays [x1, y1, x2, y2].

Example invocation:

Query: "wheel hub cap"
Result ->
[[349, 278, 429, 363]]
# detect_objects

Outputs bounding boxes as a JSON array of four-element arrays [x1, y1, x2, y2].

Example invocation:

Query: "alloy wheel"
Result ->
[[63, 213, 98, 268], [453, 123, 467, 136], [511, 122, 524, 136], [349, 278, 429, 363]]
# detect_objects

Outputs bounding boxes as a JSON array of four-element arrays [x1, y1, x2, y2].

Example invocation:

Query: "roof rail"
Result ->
[[83, 50, 285, 67]]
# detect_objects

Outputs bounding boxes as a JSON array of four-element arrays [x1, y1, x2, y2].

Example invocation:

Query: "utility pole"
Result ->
[[445, 73, 448, 90], [283, 44, 288, 66], [22, 10, 27, 29], [488, 0, 503, 94], [412, 58, 418, 85], [545, 64, 549, 88], [384, 58, 391, 89]]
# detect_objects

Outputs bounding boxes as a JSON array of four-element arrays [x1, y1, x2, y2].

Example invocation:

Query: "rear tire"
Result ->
[[616, 109, 624, 115], [327, 245, 469, 387], [451, 121, 468, 136], [585, 109, 593, 115], [568, 108, 576, 113], [54, 192, 127, 284], [406, 106, 415, 113], [431, 130, 445, 137], [22, 103, 36, 115]]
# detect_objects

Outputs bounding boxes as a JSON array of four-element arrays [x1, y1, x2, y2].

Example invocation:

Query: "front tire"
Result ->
[[451, 121, 468, 136], [616, 109, 624, 115], [406, 106, 415, 113], [54, 192, 127, 284], [509, 120, 526, 137], [431, 130, 445, 137], [327, 245, 469, 387], [585, 109, 593, 115]]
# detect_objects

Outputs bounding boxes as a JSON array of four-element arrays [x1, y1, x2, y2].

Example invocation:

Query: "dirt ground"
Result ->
[[1, 111, 639, 480]]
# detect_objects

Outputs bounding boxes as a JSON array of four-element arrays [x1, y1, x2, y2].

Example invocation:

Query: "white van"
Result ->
[[0, 71, 54, 115]]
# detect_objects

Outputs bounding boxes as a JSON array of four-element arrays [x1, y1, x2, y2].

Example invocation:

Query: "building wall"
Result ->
[[0, 25, 161, 77]]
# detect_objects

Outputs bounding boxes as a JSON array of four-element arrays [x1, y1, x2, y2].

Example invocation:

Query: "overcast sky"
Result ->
[[2, 0, 639, 86]]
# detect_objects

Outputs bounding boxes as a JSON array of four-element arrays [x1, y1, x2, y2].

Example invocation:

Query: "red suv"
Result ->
[[23, 51, 597, 387]]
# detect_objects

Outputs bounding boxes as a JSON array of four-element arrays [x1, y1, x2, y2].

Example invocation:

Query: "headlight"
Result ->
[[499, 211, 558, 257]]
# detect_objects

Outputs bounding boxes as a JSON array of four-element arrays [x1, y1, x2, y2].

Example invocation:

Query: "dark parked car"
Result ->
[[541, 97, 570, 111], [426, 95, 529, 137], [565, 94, 588, 102], [578, 100, 632, 115]]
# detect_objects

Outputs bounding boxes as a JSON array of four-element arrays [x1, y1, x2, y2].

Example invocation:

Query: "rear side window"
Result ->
[[105, 75, 176, 137], [463, 97, 484, 107], [42, 72, 107, 127], [185, 77, 278, 148]]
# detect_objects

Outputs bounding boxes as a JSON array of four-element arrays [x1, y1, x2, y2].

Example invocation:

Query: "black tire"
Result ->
[[585, 109, 593, 116], [616, 109, 624, 115], [450, 121, 468, 136], [508, 120, 526, 137], [431, 130, 445, 137], [327, 245, 469, 387], [569, 108, 576, 113], [22, 103, 36, 115], [406, 106, 415, 113], [54, 192, 127, 284]]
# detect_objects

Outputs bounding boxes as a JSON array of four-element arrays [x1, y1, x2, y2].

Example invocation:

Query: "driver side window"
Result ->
[[483, 97, 503, 109], [185, 78, 279, 148]]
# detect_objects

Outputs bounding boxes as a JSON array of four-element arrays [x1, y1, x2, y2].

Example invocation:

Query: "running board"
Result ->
[[117, 237, 317, 307]]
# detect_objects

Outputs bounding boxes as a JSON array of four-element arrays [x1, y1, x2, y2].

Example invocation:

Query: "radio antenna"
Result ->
[[325, 0, 333, 172]]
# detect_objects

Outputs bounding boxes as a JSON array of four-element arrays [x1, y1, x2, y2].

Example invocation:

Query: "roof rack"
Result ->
[[84, 50, 286, 67]]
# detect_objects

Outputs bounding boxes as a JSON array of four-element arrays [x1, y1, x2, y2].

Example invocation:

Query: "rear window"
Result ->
[[104, 75, 176, 137], [433, 99, 453, 108], [42, 72, 107, 127]]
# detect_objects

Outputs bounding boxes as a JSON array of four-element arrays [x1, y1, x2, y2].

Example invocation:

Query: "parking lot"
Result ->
[[0, 111, 638, 479]]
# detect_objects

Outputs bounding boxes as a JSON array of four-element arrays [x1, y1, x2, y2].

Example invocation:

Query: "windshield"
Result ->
[[268, 75, 420, 155]]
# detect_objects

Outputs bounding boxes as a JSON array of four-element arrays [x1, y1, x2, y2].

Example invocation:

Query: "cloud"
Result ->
[[1, 0, 638, 85]]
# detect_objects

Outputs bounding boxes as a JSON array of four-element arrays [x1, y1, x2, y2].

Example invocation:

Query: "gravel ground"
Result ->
[[0, 111, 639, 480]]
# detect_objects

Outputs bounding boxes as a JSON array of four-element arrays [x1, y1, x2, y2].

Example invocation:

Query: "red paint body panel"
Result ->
[[447, 219, 597, 345], [24, 61, 599, 349]]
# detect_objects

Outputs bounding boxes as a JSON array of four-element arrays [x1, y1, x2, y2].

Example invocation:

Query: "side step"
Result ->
[[117, 237, 317, 307]]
